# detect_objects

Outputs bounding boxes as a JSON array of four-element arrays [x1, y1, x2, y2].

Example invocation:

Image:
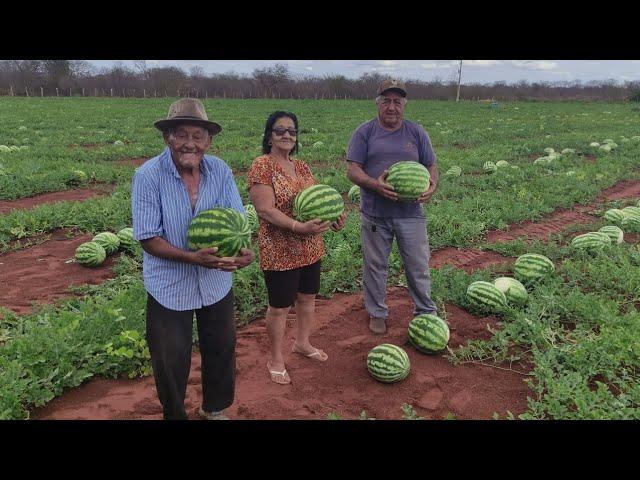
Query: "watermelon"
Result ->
[[366, 344, 410, 383], [496, 160, 510, 168], [244, 204, 259, 233], [92, 232, 120, 255], [570, 232, 611, 251], [75, 241, 106, 267], [600, 144, 612, 152], [466, 281, 507, 312], [408, 314, 450, 354], [543, 147, 555, 155], [514, 253, 555, 283], [70, 170, 87, 184], [604, 209, 626, 224], [117, 227, 135, 249], [493, 277, 528, 306], [187, 208, 251, 257], [293, 184, 344, 222], [348, 185, 361, 204], [534, 156, 552, 165], [386, 161, 431, 201], [445, 166, 462, 176], [483, 161, 497, 173], [622, 206, 640, 218], [561, 148, 576, 154], [622, 215, 640, 230], [589, 142, 600, 147], [598, 226, 624, 244]]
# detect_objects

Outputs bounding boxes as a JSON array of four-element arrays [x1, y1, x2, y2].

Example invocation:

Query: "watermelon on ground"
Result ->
[[75, 241, 106, 267], [598, 226, 624, 244], [366, 344, 410, 383], [385, 161, 431, 201], [408, 314, 450, 354], [244, 204, 259, 233], [483, 161, 497, 173], [445, 166, 462, 176], [493, 277, 528, 306], [514, 253, 555, 283], [571, 232, 612, 251], [188, 208, 251, 257], [466, 281, 507, 313], [293, 184, 344, 222], [117, 227, 135, 249], [604, 209, 626, 224], [348, 185, 360, 204], [92, 232, 120, 255]]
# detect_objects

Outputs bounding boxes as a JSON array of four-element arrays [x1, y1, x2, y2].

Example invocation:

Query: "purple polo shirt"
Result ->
[[347, 118, 437, 218]]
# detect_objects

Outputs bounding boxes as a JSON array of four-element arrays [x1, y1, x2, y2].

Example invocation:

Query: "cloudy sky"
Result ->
[[86, 60, 640, 84]]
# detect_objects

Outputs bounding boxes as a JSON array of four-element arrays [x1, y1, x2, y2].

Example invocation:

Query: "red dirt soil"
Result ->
[[32, 288, 530, 420], [597, 180, 640, 201], [431, 248, 512, 272], [0, 185, 114, 215], [0, 231, 117, 315]]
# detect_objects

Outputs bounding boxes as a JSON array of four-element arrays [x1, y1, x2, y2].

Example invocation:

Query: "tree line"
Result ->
[[1, 60, 639, 102]]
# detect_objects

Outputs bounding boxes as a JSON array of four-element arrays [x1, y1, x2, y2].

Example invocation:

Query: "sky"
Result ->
[[85, 60, 640, 84]]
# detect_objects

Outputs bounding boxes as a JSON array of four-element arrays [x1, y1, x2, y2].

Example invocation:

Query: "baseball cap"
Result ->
[[377, 79, 407, 97]]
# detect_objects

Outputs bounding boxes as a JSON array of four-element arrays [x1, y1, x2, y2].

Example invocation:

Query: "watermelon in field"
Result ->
[[493, 277, 528, 306], [570, 232, 611, 251], [293, 184, 344, 222], [117, 227, 135, 249], [543, 147, 555, 155], [92, 232, 120, 255], [444, 165, 462, 176], [386, 161, 430, 201], [188, 208, 251, 257], [514, 253, 555, 283], [408, 314, 450, 354], [604, 209, 626, 224], [366, 344, 410, 383], [622, 206, 640, 218], [622, 215, 640, 230], [495, 160, 510, 168], [69, 169, 87, 185], [75, 241, 106, 267], [244, 204, 259, 233], [483, 161, 497, 173], [466, 281, 507, 312], [561, 148, 576, 154], [348, 185, 360, 204], [598, 226, 624, 244]]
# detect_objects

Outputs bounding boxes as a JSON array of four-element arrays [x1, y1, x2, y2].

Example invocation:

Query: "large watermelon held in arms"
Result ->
[[408, 314, 450, 354], [187, 208, 251, 257], [293, 184, 344, 223], [385, 161, 430, 201], [366, 344, 411, 383]]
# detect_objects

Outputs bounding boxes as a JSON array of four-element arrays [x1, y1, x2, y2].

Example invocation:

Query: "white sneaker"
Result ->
[[198, 408, 229, 420]]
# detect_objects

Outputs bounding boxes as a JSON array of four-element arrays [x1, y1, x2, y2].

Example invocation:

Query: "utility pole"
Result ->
[[456, 60, 463, 102]]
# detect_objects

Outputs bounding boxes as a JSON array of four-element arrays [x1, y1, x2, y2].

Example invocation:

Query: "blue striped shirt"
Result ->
[[132, 147, 244, 311]]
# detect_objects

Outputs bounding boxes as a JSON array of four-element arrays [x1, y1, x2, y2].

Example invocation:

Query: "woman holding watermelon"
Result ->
[[248, 111, 346, 385]]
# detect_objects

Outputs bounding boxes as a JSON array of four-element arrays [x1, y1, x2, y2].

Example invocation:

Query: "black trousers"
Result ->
[[145, 290, 236, 420]]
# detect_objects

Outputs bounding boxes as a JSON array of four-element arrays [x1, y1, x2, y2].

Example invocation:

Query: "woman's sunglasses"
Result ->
[[272, 127, 298, 137]]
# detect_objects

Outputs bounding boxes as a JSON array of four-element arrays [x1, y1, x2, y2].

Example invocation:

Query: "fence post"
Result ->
[[110, 88, 113, 97], [9, 85, 13, 96], [122, 89, 125, 97], [56, 88, 59, 97], [25, 86, 29, 97], [205, 91, 208, 99], [70, 88, 72, 97], [41, 86, 44, 97], [143, 89, 146, 98]]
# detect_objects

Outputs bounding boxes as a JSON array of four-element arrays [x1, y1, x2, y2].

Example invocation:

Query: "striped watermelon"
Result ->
[[514, 253, 555, 283], [293, 184, 344, 222], [604, 209, 626, 224], [117, 227, 135, 249], [348, 185, 360, 204], [466, 281, 507, 312], [483, 161, 497, 173], [445, 166, 462, 176], [408, 314, 450, 354], [187, 208, 251, 257], [386, 161, 430, 201], [561, 148, 576, 154], [543, 147, 555, 155], [70, 169, 87, 184], [598, 225, 624, 244], [622, 206, 640, 218], [244, 204, 259, 233], [493, 277, 528, 306], [534, 156, 552, 165], [622, 215, 640, 230], [495, 160, 510, 168], [366, 344, 410, 383], [571, 232, 612, 250], [75, 241, 106, 267], [92, 232, 120, 255]]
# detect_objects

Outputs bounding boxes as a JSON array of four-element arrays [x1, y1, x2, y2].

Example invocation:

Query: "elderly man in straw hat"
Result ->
[[132, 98, 255, 420], [346, 80, 439, 335]]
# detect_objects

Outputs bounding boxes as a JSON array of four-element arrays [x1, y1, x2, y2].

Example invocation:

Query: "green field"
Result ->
[[1, 98, 640, 419]]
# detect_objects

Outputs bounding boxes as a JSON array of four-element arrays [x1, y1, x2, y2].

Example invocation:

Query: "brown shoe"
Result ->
[[369, 316, 387, 335]]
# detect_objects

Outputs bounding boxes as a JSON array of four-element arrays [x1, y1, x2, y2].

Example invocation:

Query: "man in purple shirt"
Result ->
[[346, 80, 439, 334]]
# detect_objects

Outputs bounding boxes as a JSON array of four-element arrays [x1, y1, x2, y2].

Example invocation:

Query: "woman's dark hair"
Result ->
[[262, 111, 299, 155]]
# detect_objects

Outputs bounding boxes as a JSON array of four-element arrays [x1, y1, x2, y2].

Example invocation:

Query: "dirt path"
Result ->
[[32, 288, 530, 420], [0, 185, 114, 215], [0, 231, 117, 314]]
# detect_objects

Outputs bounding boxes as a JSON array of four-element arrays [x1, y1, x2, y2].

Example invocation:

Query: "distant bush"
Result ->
[[630, 90, 640, 103]]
